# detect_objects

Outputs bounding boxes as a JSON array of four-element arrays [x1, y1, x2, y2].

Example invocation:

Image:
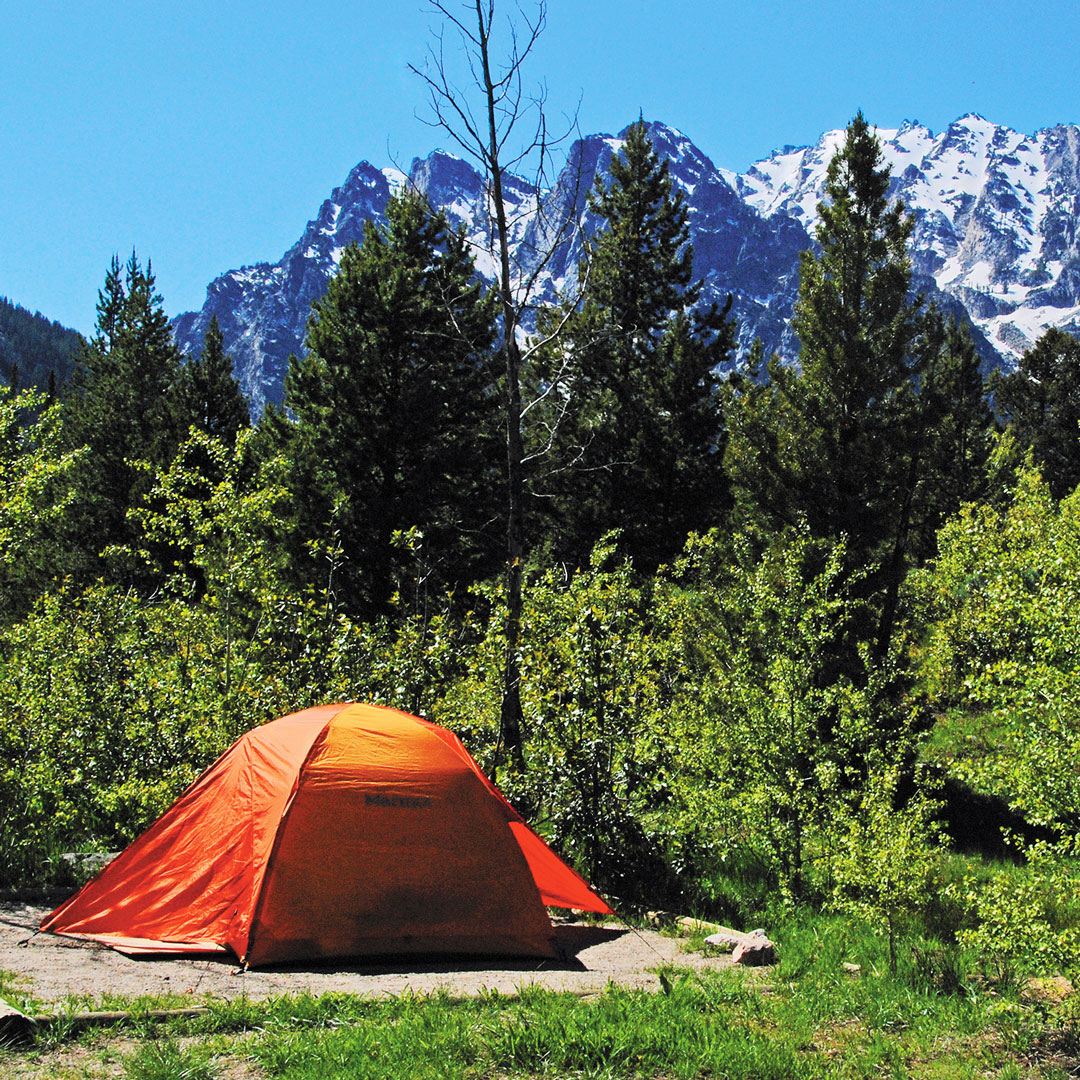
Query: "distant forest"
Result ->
[[0, 296, 83, 393]]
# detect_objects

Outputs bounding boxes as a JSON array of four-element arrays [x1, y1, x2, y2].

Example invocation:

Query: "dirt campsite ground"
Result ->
[[0, 898, 732, 1006]]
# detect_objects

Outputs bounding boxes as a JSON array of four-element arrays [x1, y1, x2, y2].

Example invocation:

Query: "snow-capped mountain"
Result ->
[[173, 115, 1080, 414], [738, 113, 1080, 362]]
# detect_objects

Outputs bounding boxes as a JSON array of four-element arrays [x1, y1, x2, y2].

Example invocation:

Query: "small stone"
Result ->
[[732, 936, 776, 966], [843, 962, 861, 974], [704, 928, 748, 950], [646, 910, 678, 926], [677, 916, 723, 935]]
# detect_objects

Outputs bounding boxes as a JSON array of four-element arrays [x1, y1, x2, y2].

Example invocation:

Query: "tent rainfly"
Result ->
[[42, 703, 612, 967]]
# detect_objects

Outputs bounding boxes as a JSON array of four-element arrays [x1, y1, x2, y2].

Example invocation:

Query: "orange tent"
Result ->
[[41, 703, 611, 967]]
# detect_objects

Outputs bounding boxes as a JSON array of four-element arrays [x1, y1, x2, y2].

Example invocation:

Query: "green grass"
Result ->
[[122, 1038, 221, 1080], [2, 915, 1076, 1079], [0, 968, 37, 1017]]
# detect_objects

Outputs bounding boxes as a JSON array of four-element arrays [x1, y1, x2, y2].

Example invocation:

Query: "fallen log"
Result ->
[[0, 1004, 209, 1042]]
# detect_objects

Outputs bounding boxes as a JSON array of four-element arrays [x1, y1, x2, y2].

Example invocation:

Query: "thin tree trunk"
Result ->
[[475, 0, 525, 773]]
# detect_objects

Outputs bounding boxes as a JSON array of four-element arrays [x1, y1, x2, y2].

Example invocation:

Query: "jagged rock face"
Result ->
[[172, 161, 395, 412], [173, 115, 1080, 414], [737, 114, 1080, 367]]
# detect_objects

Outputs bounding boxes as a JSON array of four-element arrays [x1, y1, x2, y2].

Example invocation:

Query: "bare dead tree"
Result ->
[[411, 0, 583, 776]]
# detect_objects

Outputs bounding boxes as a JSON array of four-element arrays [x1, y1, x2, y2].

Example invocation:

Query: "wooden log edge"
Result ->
[[0, 1005, 210, 1041]]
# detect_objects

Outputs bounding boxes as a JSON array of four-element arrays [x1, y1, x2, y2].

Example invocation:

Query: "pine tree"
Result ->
[[787, 112, 920, 548], [534, 120, 733, 569], [991, 326, 1080, 499], [273, 191, 501, 617], [726, 114, 930, 654], [63, 253, 186, 581], [177, 315, 250, 443], [915, 312, 995, 552]]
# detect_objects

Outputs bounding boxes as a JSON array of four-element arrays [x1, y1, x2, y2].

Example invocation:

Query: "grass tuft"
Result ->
[[122, 1037, 219, 1080]]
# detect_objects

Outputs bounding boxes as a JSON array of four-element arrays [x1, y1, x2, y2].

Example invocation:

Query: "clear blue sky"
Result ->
[[3, 0, 1079, 336]]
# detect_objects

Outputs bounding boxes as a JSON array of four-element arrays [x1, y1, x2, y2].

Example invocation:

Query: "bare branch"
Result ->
[[412, 0, 589, 776]]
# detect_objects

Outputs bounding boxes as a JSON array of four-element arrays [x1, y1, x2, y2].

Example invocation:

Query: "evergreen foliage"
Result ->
[[915, 312, 996, 552], [61, 253, 187, 584], [991, 325, 1080, 499], [728, 114, 920, 551], [0, 296, 83, 392], [177, 315, 251, 443], [271, 191, 501, 618], [534, 120, 734, 570], [725, 115, 988, 654]]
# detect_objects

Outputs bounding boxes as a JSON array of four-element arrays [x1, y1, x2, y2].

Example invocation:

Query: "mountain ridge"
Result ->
[[171, 115, 1080, 414]]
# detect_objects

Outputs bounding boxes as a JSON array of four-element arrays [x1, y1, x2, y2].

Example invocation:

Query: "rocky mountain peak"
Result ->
[[408, 150, 486, 220], [172, 114, 1080, 415]]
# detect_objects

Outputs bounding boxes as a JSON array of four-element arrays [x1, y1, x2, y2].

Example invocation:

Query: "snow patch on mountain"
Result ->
[[173, 114, 1080, 414], [735, 114, 1080, 363]]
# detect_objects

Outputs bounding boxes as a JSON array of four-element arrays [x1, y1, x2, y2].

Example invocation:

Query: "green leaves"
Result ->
[[914, 460, 1080, 829], [510, 537, 678, 900], [668, 526, 922, 904], [0, 389, 85, 622], [830, 763, 942, 973], [125, 428, 287, 607], [992, 327, 1080, 499]]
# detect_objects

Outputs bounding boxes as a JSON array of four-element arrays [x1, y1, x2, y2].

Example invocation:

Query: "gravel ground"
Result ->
[[0, 900, 730, 1006]]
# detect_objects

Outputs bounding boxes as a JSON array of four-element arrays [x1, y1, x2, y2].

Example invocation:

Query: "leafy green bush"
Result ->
[[0, 388, 84, 623], [509, 538, 685, 904], [955, 839, 1080, 978], [830, 763, 943, 972], [665, 527, 919, 904], [912, 463, 1080, 828]]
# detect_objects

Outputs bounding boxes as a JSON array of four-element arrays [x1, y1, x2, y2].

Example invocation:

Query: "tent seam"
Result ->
[[239, 704, 348, 966]]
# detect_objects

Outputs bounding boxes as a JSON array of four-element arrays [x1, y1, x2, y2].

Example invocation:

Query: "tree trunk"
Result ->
[[475, 0, 526, 773]]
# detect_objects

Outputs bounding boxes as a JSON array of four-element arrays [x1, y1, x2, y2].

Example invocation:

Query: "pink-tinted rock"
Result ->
[[732, 934, 776, 966]]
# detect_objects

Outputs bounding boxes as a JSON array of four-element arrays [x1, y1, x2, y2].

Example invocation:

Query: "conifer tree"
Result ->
[[177, 315, 250, 444], [63, 253, 186, 581], [535, 120, 733, 569], [916, 313, 995, 551], [991, 326, 1080, 499], [726, 114, 934, 654], [0, 296, 82, 392], [273, 191, 500, 617]]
